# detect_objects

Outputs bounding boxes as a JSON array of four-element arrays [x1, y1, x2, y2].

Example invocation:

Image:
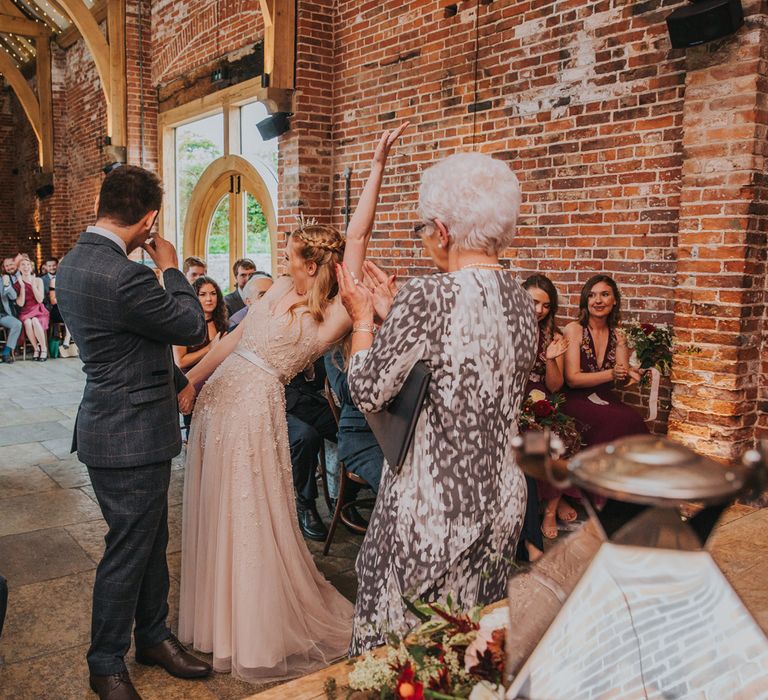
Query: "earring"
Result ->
[[437, 243, 443, 249]]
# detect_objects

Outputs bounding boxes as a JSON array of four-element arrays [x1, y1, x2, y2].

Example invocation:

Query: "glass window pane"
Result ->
[[175, 113, 225, 253], [245, 192, 271, 274], [239, 102, 278, 206], [206, 195, 231, 293]]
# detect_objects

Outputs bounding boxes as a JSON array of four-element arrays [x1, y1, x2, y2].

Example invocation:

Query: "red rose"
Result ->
[[396, 663, 424, 700], [532, 400, 554, 419], [641, 323, 656, 335]]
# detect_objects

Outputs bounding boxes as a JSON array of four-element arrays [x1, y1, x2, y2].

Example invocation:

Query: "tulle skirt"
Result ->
[[178, 355, 353, 682]]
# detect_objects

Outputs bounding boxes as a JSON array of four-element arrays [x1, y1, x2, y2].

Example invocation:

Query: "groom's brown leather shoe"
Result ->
[[89, 671, 142, 700], [135, 634, 212, 678]]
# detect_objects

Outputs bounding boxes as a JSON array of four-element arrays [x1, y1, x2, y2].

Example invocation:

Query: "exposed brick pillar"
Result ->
[[277, 0, 335, 247], [669, 12, 768, 461], [126, 0, 158, 170]]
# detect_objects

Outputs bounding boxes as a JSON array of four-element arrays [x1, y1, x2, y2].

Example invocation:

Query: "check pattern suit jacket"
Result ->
[[56, 232, 207, 468]]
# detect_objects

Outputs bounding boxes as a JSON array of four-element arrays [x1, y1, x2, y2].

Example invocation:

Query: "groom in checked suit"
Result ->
[[56, 166, 211, 700]]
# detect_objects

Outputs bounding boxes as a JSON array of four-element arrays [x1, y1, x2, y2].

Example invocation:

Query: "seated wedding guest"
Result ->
[[1, 271, 22, 363], [227, 272, 274, 331], [174, 276, 229, 372], [41, 256, 57, 301], [519, 274, 579, 548], [2, 256, 19, 282], [339, 152, 537, 654], [561, 274, 648, 448], [183, 256, 207, 284], [324, 348, 384, 497], [286, 358, 339, 541], [14, 258, 50, 361], [174, 276, 228, 439], [223, 258, 256, 316], [47, 276, 73, 349]]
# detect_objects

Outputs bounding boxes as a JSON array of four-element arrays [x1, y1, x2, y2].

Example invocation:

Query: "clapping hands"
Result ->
[[361, 261, 397, 323], [545, 335, 568, 360], [337, 261, 399, 326], [337, 263, 375, 324]]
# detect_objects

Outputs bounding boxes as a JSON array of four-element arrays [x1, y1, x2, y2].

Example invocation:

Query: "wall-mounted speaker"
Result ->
[[256, 112, 290, 141], [35, 184, 54, 199], [666, 0, 744, 49]]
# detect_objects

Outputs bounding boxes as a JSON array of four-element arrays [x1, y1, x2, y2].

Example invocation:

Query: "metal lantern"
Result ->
[[505, 434, 768, 700]]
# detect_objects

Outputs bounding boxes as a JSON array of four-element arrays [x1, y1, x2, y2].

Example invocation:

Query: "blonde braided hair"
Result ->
[[288, 224, 346, 322]]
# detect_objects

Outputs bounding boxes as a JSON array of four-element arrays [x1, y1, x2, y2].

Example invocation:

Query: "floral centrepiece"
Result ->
[[336, 600, 507, 700], [518, 389, 581, 458]]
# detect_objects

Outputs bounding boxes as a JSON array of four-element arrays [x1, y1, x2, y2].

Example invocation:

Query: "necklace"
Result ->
[[459, 262, 504, 271]]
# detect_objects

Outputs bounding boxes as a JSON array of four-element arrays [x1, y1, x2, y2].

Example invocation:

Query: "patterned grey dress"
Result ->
[[347, 269, 538, 654]]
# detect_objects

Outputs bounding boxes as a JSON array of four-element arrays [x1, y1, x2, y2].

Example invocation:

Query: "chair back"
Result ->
[[324, 378, 341, 427]]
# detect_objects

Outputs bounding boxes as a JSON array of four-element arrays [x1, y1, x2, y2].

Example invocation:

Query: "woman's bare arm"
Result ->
[[32, 278, 44, 303], [342, 123, 408, 279], [186, 324, 243, 389]]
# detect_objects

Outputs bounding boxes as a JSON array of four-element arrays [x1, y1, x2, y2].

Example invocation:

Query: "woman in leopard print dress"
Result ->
[[339, 153, 537, 654]]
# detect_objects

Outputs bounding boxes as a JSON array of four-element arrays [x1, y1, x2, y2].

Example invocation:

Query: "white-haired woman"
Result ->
[[338, 152, 538, 654]]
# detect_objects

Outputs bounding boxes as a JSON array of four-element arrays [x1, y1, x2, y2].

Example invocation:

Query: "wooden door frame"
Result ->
[[183, 155, 278, 287]]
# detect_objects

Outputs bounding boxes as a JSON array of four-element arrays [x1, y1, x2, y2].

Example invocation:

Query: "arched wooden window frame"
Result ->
[[183, 154, 278, 287]]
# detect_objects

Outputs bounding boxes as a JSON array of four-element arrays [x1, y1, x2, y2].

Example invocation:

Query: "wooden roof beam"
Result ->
[[54, 0, 110, 95], [0, 44, 42, 147], [0, 11, 51, 36], [36, 34, 53, 172], [260, 0, 294, 90]]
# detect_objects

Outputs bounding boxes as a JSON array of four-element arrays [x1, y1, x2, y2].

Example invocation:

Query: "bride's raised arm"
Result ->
[[342, 122, 409, 280], [186, 322, 244, 391]]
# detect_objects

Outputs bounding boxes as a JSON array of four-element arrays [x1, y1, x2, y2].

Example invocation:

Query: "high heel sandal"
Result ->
[[32, 344, 41, 361], [541, 506, 559, 540], [39, 348, 48, 362]]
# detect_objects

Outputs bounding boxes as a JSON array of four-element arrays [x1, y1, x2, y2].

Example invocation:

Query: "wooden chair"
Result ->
[[322, 378, 375, 556], [316, 441, 334, 516]]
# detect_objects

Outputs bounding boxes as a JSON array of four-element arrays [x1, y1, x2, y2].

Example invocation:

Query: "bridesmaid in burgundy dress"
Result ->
[[520, 275, 582, 546], [561, 274, 648, 456]]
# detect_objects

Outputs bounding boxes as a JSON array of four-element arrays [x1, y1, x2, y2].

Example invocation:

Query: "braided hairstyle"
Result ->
[[288, 224, 346, 321]]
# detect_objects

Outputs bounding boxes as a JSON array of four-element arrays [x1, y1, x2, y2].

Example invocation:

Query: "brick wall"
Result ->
[[152, 0, 263, 87], [669, 8, 768, 459], [277, 0, 336, 237], [327, 0, 689, 434]]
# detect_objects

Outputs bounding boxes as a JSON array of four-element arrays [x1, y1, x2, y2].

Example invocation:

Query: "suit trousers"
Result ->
[[287, 400, 337, 505], [86, 461, 172, 675], [0, 573, 7, 638], [0, 314, 22, 354]]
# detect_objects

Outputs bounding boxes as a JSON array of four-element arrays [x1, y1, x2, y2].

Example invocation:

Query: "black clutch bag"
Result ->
[[364, 360, 431, 474]]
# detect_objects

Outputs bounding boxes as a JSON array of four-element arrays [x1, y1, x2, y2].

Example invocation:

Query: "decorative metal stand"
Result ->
[[506, 434, 768, 700]]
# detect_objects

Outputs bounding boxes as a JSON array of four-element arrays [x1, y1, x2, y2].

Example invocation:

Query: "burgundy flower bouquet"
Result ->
[[518, 390, 581, 458]]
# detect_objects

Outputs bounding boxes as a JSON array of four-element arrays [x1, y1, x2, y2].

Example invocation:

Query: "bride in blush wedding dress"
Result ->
[[177, 124, 408, 682]]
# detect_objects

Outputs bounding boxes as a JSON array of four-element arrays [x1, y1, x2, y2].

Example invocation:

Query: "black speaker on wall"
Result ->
[[256, 112, 290, 141], [666, 0, 744, 49], [35, 184, 54, 199]]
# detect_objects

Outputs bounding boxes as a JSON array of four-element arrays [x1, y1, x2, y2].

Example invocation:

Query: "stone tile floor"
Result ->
[[0, 357, 766, 699], [0, 357, 361, 700]]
